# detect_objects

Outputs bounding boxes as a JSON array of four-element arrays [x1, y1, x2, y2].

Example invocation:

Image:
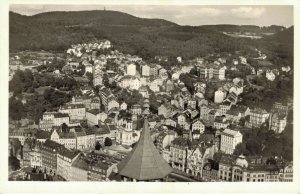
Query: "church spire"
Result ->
[[117, 117, 172, 181]]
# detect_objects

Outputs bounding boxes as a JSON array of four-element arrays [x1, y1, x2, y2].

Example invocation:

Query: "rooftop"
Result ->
[[87, 109, 101, 115], [222, 128, 242, 137], [58, 148, 80, 159], [72, 157, 89, 170], [172, 137, 189, 147], [60, 103, 85, 110], [117, 118, 172, 181], [43, 139, 64, 150], [54, 113, 69, 118], [35, 130, 51, 139]]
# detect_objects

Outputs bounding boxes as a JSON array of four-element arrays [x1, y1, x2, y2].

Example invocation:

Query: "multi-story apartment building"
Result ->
[[213, 67, 226, 80], [271, 102, 290, 115], [141, 64, 150, 77], [39, 112, 70, 131], [51, 128, 95, 151], [126, 63, 136, 76], [170, 137, 188, 172], [119, 75, 141, 90], [40, 139, 64, 175], [99, 87, 111, 107], [9, 129, 35, 146], [202, 159, 219, 181], [269, 113, 287, 134], [30, 143, 42, 168], [87, 153, 119, 181], [58, 104, 86, 120], [191, 119, 205, 139], [177, 113, 187, 127], [185, 146, 204, 178], [280, 162, 293, 182], [70, 96, 100, 110], [149, 64, 159, 77], [57, 148, 80, 181], [93, 58, 106, 86], [246, 108, 269, 128], [213, 116, 230, 130], [220, 129, 243, 155], [131, 104, 142, 115], [86, 109, 102, 126], [216, 154, 293, 182], [53, 113, 70, 126], [197, 65, 226, 80], [69, 156, 89, 181], [218, 102, 232, 116]]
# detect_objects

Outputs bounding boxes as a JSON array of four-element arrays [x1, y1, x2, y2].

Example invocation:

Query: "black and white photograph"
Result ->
[[1, 0, 299, 193]]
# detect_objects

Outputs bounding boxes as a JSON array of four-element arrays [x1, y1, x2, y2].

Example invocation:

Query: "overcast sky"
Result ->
[[9, 4, 293, 27]]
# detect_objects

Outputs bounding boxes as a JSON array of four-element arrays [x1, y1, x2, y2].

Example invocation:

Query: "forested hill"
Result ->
[[268, 26, 293, 43], [251, 26, 294, 66], [201, 24, 286, 34], [9, 10, 292, 63], [29, 10, 177, 27]]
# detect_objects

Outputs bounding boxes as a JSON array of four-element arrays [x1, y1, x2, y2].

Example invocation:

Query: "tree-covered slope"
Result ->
[[9, 10, 293, 63]]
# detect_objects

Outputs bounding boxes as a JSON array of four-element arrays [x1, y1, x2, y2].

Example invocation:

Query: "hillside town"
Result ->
[[9, 39, 293, 182]]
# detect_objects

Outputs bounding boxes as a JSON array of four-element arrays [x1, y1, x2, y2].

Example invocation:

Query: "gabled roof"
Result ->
[[117, 118, 172, 180], [192, 118, 204, 125]]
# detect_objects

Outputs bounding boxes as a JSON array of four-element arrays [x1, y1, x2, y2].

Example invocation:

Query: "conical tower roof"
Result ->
[[117, 118, 172, 181]]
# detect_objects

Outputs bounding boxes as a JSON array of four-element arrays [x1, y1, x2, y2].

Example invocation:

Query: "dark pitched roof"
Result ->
[[59, 132, 76, 139], [117, 118, 172, 180], [172, 137, 188, 147], [84, 128, 95, 135], [36, 130, 51, 139], [72, 157, 89, 170], [58, 148, 80, 159], [43, 139, 64, 150], [60, 103, 85, 109], [53, 113, 69, 118], [87, 109, 101, 115]]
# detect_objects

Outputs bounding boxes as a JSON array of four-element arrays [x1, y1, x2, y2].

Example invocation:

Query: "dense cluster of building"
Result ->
[[9, 39, 293, 182]]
